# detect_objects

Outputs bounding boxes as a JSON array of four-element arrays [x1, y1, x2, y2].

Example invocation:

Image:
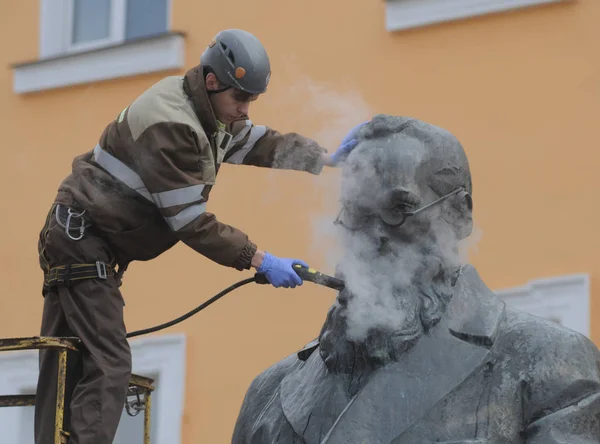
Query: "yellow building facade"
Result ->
[[0, 0, 598, 442]]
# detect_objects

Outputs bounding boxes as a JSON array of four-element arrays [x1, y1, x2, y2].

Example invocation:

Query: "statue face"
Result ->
[[318, 117, 470, 375], [338, 132, 450, 254]]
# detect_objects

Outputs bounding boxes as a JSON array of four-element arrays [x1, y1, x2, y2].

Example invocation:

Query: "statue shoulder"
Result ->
[[233, 343, 314, 439], [501, 307, 599, 367], [499, 308, 600, 414]]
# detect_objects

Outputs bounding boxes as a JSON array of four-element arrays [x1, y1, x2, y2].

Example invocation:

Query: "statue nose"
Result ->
[[378, 236, 390, 253], [337, 289, 351, 306]]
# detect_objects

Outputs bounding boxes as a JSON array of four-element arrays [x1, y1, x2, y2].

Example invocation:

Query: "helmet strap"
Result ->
[[204, 66, 232, 95], [207, 85, 232, 95]]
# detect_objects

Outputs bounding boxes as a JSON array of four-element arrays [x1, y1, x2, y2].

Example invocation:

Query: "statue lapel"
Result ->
[[280, 349, 353, 444], [319, 320, 492, 444], [321, 265, 505, 444]]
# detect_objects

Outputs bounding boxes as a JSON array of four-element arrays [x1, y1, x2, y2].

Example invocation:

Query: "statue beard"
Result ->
[[317, 239, 457, 380]]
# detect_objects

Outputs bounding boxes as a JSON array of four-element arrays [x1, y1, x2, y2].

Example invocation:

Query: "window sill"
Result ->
[[12, 31, 186, 94], [385, 0, 571, 32]]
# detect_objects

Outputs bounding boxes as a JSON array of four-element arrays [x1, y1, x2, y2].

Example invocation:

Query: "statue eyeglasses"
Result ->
[[334, 187, 465, 231]]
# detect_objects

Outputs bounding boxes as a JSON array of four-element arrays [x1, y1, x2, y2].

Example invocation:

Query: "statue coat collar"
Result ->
[[280, 265, 505, 444]]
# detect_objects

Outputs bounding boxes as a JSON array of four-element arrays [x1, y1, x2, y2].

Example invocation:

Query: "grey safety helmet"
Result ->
[[201, 29, 271, 95]]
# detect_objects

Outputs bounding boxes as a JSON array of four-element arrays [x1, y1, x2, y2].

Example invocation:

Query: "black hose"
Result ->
[[126, 276, 258, 339]]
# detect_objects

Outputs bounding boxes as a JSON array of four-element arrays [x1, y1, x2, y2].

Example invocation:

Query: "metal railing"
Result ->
[[0, 336, 155, 444]]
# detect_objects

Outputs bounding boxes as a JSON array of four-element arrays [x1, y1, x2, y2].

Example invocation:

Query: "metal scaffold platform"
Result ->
[[0, 336, 155, 444]]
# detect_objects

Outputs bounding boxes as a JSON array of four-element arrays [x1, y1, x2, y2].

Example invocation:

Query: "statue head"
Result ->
[[319, 115, 474, 376]]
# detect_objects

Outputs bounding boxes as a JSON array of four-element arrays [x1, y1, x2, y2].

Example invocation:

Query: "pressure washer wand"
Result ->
[[254, 264, 345, 291], [293, 264, 345, 291]]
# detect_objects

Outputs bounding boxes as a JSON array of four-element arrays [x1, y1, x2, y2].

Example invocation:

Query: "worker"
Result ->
[[33, 29, 363, 444]]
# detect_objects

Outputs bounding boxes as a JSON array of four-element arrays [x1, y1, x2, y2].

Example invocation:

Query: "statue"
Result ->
[[232, 115, 600, 444]]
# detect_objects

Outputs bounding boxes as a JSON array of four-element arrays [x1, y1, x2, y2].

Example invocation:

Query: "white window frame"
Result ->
[[42, 0, 173, 57], [65, 0, 127, 54], [495, 272, 590, 337], [385, 0, 573, 32], [12, 1, 182, 94], [0, 333, 186, 444]]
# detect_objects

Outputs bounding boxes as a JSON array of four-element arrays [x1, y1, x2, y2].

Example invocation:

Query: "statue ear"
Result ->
[[455, 191, 473, 239]]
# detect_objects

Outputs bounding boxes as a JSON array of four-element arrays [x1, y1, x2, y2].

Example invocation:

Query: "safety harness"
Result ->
[[42, 205, 127, 289], [44, 262, 114, 288]]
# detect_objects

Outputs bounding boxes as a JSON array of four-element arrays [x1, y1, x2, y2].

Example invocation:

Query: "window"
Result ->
[[385, 0, 571, 32], [12, 0, 184, 93], [64, 0, 169, 54], [496, 273, 590, 337], [0, 334, 186, 443], [70, 0, 114, 50], [125, 0, 169, 40]]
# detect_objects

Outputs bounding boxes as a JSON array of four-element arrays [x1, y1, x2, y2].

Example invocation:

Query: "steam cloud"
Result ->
[[322, 119, 482, 344], [291, 76, 375, 271], [336, 213, 467, 342], [267, 70, 483, 346]]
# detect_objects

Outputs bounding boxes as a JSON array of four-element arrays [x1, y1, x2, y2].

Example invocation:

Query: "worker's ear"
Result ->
[[205, 72, 220, 91]]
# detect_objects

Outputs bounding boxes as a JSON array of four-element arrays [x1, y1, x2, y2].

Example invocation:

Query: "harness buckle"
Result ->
[[56, 264, 71, 287], [96, 261, 108, 279]]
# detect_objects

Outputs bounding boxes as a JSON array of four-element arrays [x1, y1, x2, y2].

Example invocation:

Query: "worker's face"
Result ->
[[205, 73, 258, 124]]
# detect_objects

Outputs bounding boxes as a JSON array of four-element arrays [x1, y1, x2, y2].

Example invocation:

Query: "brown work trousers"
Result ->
[[35, 205, 131, 444]]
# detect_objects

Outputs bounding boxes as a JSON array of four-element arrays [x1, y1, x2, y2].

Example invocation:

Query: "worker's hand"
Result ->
[[256, 252, 309, 288], [329, 121, 369, 165]]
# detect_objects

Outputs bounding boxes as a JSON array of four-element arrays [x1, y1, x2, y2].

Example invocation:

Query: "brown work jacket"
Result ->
[[54, 65, 326, 270]]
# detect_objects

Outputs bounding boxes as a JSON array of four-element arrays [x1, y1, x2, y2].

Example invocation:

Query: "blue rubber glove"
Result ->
[[257, 252, 309, 288], [330, 121, 369, 165]]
